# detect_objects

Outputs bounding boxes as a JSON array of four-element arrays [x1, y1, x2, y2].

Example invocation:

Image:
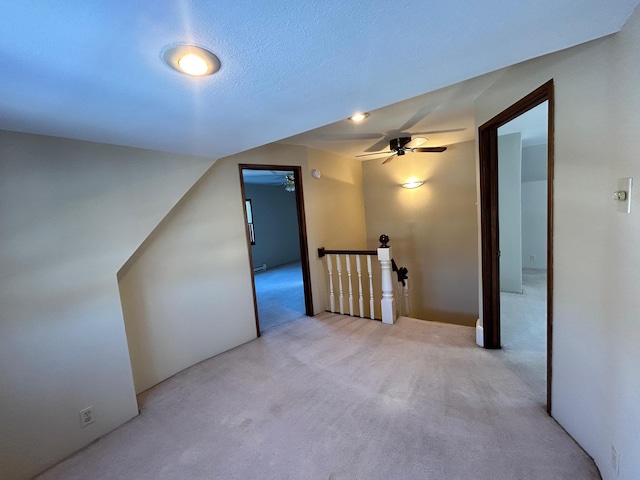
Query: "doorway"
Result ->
[[239, 165, 314, 336], [478, 80, 554, 412]]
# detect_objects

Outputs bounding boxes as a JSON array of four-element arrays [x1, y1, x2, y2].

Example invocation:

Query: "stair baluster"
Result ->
[[356, 255, 364, 318], [327, 254, 335, 313], [346, 254, 354, 315], [367, 255, 374, 320], [336, 254, 344, 314]]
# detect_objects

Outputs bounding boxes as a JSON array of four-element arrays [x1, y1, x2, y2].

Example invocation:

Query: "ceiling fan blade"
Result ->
[[356, 150, 393, 157], [411, 147, 447, 153], [316, 132, 383, 141], [381, 154, 397, 164], [398, 105, 433, 131], [364, 137, 393, 152], [404, 137, 427, 149]]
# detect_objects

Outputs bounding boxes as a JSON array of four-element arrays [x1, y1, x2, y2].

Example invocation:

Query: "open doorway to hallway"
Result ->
[[239, 166, 313, 335], [497, 101, 548, 405], [479, 80, 554, 412], [254, 261, 305, 332]]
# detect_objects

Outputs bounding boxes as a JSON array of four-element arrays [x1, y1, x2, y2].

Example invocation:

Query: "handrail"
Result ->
[[317, 234, 404, 324], [317, 247, 376, 258]]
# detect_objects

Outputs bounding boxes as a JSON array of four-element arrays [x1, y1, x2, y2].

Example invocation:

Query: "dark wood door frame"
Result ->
[[478, 80, 554, 412], [238, 164, 314, 337]]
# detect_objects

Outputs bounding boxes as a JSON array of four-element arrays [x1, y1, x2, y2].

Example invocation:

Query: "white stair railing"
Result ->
[[327, 254, 335, 313], [346, 254, 354, 315], [393, 276, 410, 317], [355, 255, 364, 318], [392, 261, 410, 318], [318, 234, 407, 325], [336, 254, 344, 314], [367, 255, 374, 320], [377, 242, 395, 324], [403, 279, 410, 316]]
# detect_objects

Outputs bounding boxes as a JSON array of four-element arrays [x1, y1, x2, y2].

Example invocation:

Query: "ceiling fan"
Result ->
[[356, 136, 446, 164]]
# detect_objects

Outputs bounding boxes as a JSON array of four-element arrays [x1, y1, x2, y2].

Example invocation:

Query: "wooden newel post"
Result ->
[[377, 234, 396, 325]]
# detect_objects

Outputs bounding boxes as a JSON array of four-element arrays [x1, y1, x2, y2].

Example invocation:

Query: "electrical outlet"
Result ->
[[79, 406, 95, 428], [529, 255, 535, 262], [611, 445, 619, 477]]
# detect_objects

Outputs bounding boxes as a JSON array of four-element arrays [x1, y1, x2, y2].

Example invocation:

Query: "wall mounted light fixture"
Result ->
[[401, 180, 425, 189]]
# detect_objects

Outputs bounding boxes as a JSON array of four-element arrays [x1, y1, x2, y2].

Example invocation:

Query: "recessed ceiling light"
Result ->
[[349, 112, 369, 122], [162, 45, 221, 77], [178, 54, 208, 76]]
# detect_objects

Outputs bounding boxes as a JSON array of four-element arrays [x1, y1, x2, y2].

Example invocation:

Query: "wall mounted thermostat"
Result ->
[[614, 177, 632, 214]]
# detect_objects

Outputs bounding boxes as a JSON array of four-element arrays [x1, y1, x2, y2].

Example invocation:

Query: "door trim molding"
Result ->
[[238, 164, 314, 337], [478, 79, 554, 413]]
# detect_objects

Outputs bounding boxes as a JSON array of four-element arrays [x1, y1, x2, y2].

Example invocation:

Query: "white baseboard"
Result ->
[[475, 319, 484, 347]]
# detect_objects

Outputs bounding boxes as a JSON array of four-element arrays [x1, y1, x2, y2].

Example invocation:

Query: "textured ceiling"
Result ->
[[0, 1, 638, 160], [281, 70, 503, 158]]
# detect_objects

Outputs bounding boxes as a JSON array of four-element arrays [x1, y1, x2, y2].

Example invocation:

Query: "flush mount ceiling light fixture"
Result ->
[[348, 112, 369, 122], [162, 44, 221, 76]]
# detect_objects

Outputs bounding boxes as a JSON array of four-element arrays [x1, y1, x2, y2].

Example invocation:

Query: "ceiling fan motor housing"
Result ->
[[390, 137, 412, 151]]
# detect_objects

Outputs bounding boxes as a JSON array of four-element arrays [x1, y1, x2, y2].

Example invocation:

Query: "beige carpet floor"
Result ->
[[500, 268, 548, 405], [37, 308, 599, 479], [254, 261, 305, 333]]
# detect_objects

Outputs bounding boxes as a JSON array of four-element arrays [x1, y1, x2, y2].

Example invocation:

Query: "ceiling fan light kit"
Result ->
[[283, 174, 296, 192]]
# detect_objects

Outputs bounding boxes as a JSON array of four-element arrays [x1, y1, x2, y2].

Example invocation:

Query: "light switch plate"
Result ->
[[617, 177, 632, 214]]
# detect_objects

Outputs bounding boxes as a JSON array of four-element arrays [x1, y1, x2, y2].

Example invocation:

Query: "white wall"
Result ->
[[120, 143, 367, 397], [521, 144, 548, 269], [498, 133, 523, 293], [0, 131, 215, 479], [244, 183, 301, 269], [474, 6, 640, 479], [362, 141, 479, 326], [521, 180, 548, 269], [118, 162, 258, 395], [522, 143, 548, 182], [305, 148, 368, 251], [0, 138, 367, 478], [305, 147, 369, 310]]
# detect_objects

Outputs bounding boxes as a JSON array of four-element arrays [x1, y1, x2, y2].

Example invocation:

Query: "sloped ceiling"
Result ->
[[281, 70, 503, 159], [0, 1, 638, 160]]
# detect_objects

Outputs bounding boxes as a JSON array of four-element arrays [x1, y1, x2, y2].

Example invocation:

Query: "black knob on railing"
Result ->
[[392, 259, 409, 286], [379, 234, 390, 248]]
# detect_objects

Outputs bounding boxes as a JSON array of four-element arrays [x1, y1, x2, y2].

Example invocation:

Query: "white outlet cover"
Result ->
[[617, 177, 632, 214], [80, 406, 95, 427]]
